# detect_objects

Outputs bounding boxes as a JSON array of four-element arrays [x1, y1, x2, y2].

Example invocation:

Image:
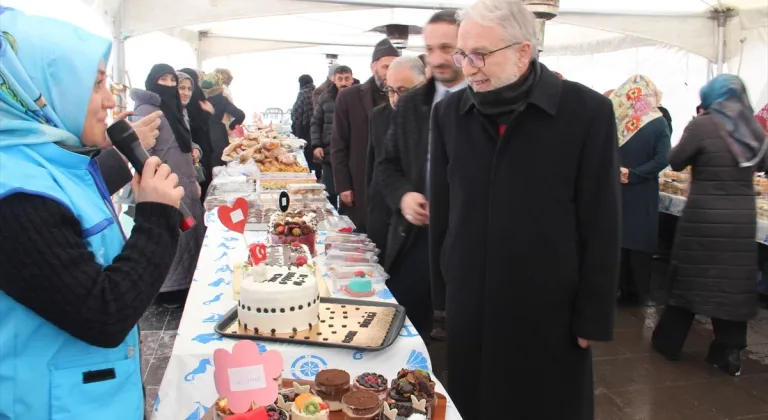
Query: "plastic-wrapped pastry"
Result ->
[[277, 154, 296, 165]]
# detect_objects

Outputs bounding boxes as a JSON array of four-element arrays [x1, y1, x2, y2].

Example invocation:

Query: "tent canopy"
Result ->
[[87, 0, 768, 62]]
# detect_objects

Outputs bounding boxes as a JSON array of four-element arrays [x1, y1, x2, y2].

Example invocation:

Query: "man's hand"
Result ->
[[577, 337, 592, 349], [132, 156, 184, 208], [200, 100, 215, 114], [400, 192, 429, 226], [116, 111, 162, 149], [340, 190, 354, 207], [192, 148, 201, 163], [620, 167, 629, 184], [313, 148, 324, 162]]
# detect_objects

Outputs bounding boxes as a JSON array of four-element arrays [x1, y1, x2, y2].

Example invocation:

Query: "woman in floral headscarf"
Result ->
[[609, 75, 671, 306], [652, 75, 766, 376], [202, 72, 245, 168]]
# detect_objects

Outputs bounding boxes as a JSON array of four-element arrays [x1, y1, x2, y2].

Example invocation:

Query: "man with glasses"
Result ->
[[366, 55, 427, 334], [375, 10, 467, 345], [429, 0, 620, 418]]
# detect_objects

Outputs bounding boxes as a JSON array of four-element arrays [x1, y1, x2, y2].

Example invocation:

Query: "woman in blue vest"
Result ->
[[0, 8, 185, 419]]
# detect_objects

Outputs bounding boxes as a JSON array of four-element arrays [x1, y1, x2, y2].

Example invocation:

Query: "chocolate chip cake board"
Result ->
[[215, 298, 406, 351]]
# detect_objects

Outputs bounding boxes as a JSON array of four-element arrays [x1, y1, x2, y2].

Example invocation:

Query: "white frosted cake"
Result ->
[[237, 244, 320, 334]]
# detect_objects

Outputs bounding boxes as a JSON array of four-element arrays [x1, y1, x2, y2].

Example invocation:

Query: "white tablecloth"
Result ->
[[659, 192, 768, 244], [152, 212, 461, 419]]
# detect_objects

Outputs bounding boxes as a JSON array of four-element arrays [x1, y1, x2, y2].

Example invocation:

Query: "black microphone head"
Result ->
[[107, 119, 139, 151]]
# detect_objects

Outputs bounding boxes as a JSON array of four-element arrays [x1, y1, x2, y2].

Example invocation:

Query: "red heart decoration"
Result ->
[[217, 197, 249, 233], [249, 243, 267, 266]]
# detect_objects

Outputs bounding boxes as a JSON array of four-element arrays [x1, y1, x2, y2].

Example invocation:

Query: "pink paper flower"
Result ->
[[214, 341, 284, 413]]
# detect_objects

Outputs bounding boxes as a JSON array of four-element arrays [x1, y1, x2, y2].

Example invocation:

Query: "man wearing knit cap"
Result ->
[[313, 63, 340, 111], [331, 38, 400, 232]]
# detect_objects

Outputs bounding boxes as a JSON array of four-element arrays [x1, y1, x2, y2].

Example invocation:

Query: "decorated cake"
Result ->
[[342, 390, 383, 419], [388, 369, 435, 409], [264, 243, 312, 268], [291, 393, 330, 420], [275, 382, 313, 412], [269, 211, 318, 256], [313, 369, 351, 412], [353, 373, 388, 399], [237, 252, 320, 334]]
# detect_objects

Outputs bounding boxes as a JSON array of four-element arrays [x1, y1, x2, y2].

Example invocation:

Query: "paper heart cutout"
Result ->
[[213, 341, 284, 412], [249, 243, 267, 265], [218, 197, 249, 234]]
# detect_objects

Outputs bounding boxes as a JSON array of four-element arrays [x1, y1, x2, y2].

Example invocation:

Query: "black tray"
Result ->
[[214, 297, 406, 352]]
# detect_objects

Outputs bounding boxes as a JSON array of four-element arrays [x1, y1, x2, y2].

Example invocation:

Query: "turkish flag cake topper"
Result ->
[[217, 197, 249, 234]]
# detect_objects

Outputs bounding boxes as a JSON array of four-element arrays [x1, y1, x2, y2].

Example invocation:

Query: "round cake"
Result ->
[[238, 262, 320, 335]]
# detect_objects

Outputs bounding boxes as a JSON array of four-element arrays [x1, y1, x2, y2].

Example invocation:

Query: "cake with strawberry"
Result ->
[[291, 393, 330, 420], [352, 372, 388, 399], [269, 211, 318, 256], [237, 246, 320, 334], [342, 271, 375, 298]]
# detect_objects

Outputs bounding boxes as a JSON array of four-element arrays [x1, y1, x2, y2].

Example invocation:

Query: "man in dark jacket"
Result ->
[[376, 10, 467, 341], [311, 65, 353, 209], [331, 39, 400, 232], [429, 1, 620, 419], [367, 56, 427, 278], [313, 64, 339, 112]]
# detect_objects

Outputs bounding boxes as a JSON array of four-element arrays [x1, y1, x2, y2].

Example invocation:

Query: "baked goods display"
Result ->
[[237, 244, 321, 335], [269, 211, 319, 256]]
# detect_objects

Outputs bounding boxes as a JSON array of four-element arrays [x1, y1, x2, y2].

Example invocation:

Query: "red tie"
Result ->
[[499, 124, 507, 137]]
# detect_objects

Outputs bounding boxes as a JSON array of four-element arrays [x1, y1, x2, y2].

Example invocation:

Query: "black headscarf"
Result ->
[[299, 74, 314, 88], [145, 64, 192, 153], [179, 68, 210, 133]]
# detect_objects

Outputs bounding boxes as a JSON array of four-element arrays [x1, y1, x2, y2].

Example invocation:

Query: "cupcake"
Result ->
[[342, 390, 384, 420], [275, 382, 312, 412], [265, 404, 289, 420], [353, 372, 388, 399], [313, 368, 351, 412], [388, 369, 435, 406], [291, 393, 330, 420]]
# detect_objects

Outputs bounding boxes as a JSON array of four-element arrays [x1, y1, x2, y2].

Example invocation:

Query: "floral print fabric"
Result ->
[[610, 75, 664, 147]]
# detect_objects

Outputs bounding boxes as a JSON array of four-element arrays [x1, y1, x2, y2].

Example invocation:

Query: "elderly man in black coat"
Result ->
[[429, 1, 621, 419]]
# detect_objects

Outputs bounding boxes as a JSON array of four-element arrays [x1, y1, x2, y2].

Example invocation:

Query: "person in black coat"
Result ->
[[367, 56, 427, 326], [429, 2, 620, 418], [179, 68, 215, 199], [608, 75, 671, 305], [201, 72, 245, 169], [653, 75, 767, 376], [292, 74, 320, 180], [311, 65, 354, 209]]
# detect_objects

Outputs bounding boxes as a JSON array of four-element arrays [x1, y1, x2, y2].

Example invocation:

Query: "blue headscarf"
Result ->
[[0, 7, 112, 148], [700, 74, 766, 167]]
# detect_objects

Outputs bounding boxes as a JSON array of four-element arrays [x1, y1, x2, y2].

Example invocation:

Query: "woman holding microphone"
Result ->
[[0, 7, 184, 418]]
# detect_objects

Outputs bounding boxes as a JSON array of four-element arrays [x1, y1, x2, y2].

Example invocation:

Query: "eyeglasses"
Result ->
[[386, 82, 424, 98], [452, 43, 521, 69]]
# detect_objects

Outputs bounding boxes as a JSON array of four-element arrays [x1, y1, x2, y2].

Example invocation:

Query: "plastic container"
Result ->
[[324, 242, 380, 255], [324, 214, 356, 233], [288, 183, 327, 196], [324, 232, 371, 245], [325, 249, 378, 264]]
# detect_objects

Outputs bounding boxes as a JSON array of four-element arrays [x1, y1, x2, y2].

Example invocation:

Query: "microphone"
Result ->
[[107, 119, 196, 232]]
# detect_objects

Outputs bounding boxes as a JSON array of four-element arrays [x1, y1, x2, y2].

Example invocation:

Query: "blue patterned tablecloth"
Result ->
[[152, 211, 460, 419], [659, 192, 768, 244]]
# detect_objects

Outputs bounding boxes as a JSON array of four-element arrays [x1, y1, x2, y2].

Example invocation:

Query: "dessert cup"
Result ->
[[342, 390, 383, 420], [313, 369, 351, 412]]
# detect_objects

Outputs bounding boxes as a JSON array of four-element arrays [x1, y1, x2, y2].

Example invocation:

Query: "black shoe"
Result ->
[[652, 340, 680, 361], [705, 343, 742, 376]]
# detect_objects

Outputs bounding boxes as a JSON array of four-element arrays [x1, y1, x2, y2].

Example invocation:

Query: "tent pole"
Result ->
[[112, 0, 127, 110], [715, 14, 726, 75]]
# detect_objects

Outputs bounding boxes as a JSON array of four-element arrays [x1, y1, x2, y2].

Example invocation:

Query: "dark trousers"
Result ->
[[619, 248, 652, 299], [321, 163, 338, 210], [387, 227, 433, 342], [653, 304, 747, 358]]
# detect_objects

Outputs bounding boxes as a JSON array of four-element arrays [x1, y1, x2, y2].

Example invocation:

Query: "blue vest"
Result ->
[[0, 143, 143, 420]]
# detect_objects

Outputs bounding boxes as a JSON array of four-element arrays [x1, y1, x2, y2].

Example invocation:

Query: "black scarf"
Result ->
[[467, 60, 541, 124], [146, 64, 192, 153]]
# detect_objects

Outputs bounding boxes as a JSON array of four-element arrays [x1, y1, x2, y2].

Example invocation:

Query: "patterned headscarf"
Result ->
[[756, 103, 768, 135], [201, 72, 224, 98], [609, 75, 664, 147], [0, 7, 111, 147], [700, 75, 766, 167]]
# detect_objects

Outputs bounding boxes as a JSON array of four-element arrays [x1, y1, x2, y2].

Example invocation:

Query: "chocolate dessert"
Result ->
[[265, 405, 289, 420], [388, 369, 435, 403], [314, 369, 351, 411], [342, 390, 383, 419], [353, 372, 388, 399], [380, 401, 429, 420]]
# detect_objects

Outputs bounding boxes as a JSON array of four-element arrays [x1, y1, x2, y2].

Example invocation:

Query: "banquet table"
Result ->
[[152, 211, 461, 419], [659, 192, 768, 244]]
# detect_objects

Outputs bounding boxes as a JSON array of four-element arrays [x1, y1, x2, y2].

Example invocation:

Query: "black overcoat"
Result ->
[[429, 66, 621, 420], [366, 104, 393, 260], [667, 113, 763, 321], [619, 116, 671, 253]]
